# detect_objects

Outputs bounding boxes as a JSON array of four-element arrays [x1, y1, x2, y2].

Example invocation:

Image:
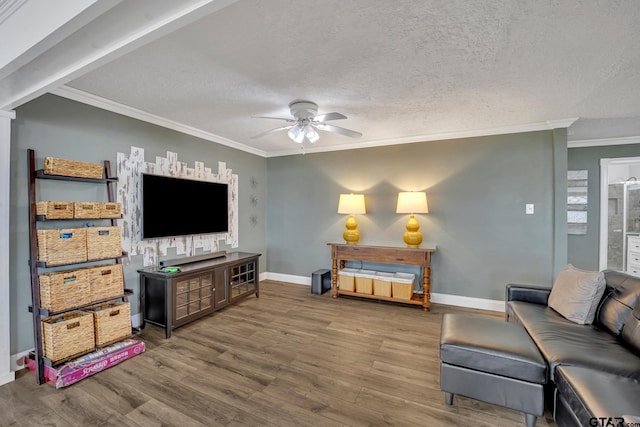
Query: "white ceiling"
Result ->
[[3, 0, 640, 156]]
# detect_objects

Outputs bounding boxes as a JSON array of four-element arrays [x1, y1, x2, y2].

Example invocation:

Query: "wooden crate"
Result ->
[[41, 311, 95, 363], [39, 269, 91, 312], [35, 201, 73, 219], [37, 228, 87, 266], [88, 264, 125, 302], [74, 202, 101, 219], [86, 226, 122, 260], [392, 273, 415, 300], [373, 272, 394, 297], [338, 268, 357, 292], [100, 202, 121, 218], [355, 270, 376, 294], [85, 301, 131, 347], [44, 157, 103, 179]]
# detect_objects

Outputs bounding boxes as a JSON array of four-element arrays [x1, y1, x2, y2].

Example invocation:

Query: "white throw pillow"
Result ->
[[548, 264, 606, 325]]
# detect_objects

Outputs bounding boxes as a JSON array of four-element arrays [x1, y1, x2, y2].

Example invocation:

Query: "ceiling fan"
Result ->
[[251, 100, 362, 144]]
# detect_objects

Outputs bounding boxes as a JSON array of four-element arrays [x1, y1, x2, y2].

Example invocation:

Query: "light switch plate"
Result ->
[[526, 204, 534, 215]]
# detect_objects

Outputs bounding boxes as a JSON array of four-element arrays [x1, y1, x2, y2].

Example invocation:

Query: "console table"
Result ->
[[328, 243, 436, 311], [138, 252, 260, 338]]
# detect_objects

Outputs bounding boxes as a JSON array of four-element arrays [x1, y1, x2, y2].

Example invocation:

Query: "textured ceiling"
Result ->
[[65, 0, 640, 155]]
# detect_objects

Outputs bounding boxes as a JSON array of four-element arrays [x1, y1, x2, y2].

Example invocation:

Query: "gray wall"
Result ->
[[567, 143, 640, 270], [267, 131, 564, 300], [10, 94, 267, 354]]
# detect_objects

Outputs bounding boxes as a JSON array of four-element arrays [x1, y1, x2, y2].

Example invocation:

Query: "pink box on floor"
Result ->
[[25, 339, 145, 388]]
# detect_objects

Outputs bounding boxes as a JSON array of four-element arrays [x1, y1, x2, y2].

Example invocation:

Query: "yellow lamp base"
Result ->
[[403, 215, 423, 248], [343, 214, 360, 244]]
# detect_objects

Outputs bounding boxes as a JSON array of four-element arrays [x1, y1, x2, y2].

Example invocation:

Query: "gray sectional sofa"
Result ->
[[505, 270, 640, 426]]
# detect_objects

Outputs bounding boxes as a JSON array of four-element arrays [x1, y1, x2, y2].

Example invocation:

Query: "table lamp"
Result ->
[[337, 193, 366, 244], [396, 191, 428, 247]]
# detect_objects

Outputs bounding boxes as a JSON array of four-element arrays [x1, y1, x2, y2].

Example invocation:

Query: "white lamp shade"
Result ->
[[287, 125, 305, 143], [396, 192, 428, 214], [338, 194, 366, 214]]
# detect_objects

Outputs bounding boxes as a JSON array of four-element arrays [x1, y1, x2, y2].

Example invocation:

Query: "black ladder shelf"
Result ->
[[27, 148, 131, 385]]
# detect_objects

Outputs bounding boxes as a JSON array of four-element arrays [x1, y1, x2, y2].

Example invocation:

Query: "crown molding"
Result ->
[[568, 135, 640, 149], [0, 110, 15, 119], [47, 85, 581, 158], [50, 85, 268, 157], [266, 117, 579, 157]]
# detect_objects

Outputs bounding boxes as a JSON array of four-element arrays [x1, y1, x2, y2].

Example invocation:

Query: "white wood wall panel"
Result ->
[[117, 146, 238, 267]]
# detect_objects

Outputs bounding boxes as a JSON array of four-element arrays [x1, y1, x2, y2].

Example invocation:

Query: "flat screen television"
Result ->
[[141, 174, 229, 239]]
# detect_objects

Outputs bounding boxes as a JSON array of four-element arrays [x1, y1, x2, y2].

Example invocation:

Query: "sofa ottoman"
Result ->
[[440, 314, 548, 427], [555, 366, 640, 427]]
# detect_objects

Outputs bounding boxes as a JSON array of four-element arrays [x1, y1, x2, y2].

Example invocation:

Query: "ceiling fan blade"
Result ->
[[315, 123, 362, 138], [252, 116, 297, 123], [251, 125, 294, 139], [312, 112, 346, 122]]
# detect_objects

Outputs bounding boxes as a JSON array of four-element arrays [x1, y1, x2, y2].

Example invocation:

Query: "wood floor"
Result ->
[[1, 281, 557, 427]]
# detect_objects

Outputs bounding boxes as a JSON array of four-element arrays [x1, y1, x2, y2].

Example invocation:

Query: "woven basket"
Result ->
[[86, 226, 122, 260], [338, 268, 357, 292], [373, 272, 394, 297], [85, 301, 131, 347], [42, 311, 95, 363], [100, 202, 122, 218], [392, 273, 415, 300], [355, 270, 376, 294], [44, 157, 103, 179], [36, 201, 74, 219], [74, 202, 101, 219], [37, 228, 87, 266], [39, 269, 91, 312], [88, 264, 124, 302]]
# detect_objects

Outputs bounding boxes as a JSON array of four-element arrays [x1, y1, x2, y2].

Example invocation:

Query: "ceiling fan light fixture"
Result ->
[[252, 100, 361, 146], [304, 125, 319, 143], [288, 125, 305, 143]]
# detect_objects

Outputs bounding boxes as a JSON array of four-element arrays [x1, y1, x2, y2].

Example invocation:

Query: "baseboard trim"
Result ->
[[10, 349, 32, 372], [430, 293, 504, 312], [131, 313, 142, 329], [262, 272, 311, 286], [261, 272, 504, 312]]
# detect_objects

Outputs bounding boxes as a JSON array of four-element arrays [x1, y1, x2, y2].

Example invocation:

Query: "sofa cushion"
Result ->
[[507, 301, 640, 381], [548, 265, 605, 325], [596, 270, 640, 335], [555, 366, 640, 427], [622, 298, 640, 355]]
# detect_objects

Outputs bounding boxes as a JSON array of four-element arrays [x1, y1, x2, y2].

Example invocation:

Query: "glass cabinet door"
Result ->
[[229, 261, 256, 299], [175, 273, 213, 320]]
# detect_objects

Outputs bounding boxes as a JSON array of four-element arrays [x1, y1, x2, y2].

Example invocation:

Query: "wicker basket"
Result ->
[[74, 202, 101, 219], [355, 270, 376, 294], [86, 226, 122, 260], [392, 273, 415, 300], [41, 311, 95, 363], [338, 268, 357, 292], [37, 228, 87, 266], [88, 264, 125, 302], [373, 272, 394, 297], [36, 201, 74, 219], [100, 202, 122, 218], [39, 269, 91, 312], [44, 157, 103, 179], [85, 301, 131, 347]]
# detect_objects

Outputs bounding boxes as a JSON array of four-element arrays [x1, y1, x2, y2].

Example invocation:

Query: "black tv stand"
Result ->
[[139, 252, 260, 338], [159, 251, 227, 267]]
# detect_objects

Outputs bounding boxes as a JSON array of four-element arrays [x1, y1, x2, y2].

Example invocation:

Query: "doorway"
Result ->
[[599, 157, 640, 274]]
